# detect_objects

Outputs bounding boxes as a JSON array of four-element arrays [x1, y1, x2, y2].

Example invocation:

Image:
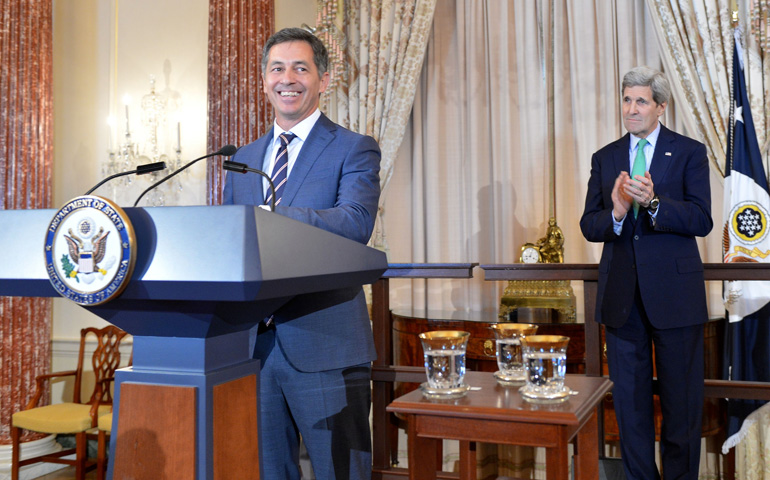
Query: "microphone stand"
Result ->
[[84, 161, 167, 195], [222, 160, 276, 211], [134, 145, 237, 207]]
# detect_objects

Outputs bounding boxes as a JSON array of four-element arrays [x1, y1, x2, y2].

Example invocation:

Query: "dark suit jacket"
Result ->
[[223, 113, 381, 371], [580, 125, 713, 329]]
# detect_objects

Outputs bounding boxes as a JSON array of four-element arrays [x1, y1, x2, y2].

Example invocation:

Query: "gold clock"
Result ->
[[502, 218, 576, 323], [520, 243, 542, 263]]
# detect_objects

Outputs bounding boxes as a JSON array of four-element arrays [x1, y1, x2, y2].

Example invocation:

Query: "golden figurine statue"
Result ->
[[535, 217, 564, 264], [500, 217, 576, 323]]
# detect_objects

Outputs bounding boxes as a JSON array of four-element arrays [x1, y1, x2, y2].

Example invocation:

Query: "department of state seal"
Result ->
[[44, 195, 136, 305]]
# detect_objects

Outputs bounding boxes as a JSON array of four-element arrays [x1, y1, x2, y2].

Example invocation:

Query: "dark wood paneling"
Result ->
[[113, 383, 196, 480], [213, 375, 259, 480]]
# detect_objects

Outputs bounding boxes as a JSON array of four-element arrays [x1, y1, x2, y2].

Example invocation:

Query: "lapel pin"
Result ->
[[665, 152, 672, 156]]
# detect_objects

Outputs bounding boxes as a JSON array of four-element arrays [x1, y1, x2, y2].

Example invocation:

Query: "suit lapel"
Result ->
[[282, 114, 336, 206], [611, 134, 639, 227], [250, 129, 273, 205], [613, 134, 630, 177], [649, 125, 675, 182]]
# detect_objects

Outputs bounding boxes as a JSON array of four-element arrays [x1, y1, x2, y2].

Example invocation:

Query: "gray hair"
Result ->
[[261, 27, 329, 77], [622, 66, 671, 105]]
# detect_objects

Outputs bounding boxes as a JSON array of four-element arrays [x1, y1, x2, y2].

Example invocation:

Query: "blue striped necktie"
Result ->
[[265, 132, 297, 206]]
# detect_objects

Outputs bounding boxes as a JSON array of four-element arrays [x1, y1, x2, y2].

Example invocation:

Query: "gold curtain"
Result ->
[[646, 0, 732, 177], [0, 0, 53, 444], [206, 0, 275, 206], [732, 402, 770, 479], [647, 0, 770, 177], [320, 0, 438, 250]]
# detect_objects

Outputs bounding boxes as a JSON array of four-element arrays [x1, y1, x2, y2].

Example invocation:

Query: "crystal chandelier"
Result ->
[[104, 76, 184, 206]]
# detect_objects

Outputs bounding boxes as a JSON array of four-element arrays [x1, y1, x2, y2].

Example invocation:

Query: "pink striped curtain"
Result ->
[[0, 0, 54, 444], [206, 0, 275, 205]]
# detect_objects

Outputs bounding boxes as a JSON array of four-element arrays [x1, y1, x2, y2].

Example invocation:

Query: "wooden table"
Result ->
[[387, 371, 613, 480]]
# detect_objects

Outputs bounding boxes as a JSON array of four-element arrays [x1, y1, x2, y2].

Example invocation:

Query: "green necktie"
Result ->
[[632, 138, 648, 218]]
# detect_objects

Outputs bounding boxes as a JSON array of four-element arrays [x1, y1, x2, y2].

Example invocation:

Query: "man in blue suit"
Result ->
[[223, 28, 380, 480], [580, 66, 712, 480]]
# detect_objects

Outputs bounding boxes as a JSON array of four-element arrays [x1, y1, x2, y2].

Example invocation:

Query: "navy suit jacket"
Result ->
[[223, 113, 381, 371], [580, 125, 713, 329]]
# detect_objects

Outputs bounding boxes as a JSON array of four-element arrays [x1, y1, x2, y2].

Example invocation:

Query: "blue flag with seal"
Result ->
[[721, 30, 770, 451]]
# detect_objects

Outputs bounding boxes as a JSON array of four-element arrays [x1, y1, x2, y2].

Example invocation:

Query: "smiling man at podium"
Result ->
[[222, 27, 381, 480]]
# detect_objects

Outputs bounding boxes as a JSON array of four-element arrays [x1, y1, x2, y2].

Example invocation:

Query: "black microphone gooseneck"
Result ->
[[133, 145, 238, 207], [84, 161, 167, 196], [222, 160, 277, 211]]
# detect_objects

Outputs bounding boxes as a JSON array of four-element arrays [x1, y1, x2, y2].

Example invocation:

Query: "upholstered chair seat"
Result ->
[[13, 403, 112, 433]]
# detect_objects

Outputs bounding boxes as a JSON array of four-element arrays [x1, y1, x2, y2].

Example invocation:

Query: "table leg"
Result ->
[[459, 441, 477, 480], [407, 415, 438, 480], [573, 410, 599, 480], [545, 432, 570, 480]]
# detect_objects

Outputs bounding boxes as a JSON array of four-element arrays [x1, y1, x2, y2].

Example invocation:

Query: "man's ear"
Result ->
[[319, 71, 331, 94]]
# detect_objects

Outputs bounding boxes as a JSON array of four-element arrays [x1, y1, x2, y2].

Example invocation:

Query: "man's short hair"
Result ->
[[622, 66, 671, 105], [261, 27, 329, 77]]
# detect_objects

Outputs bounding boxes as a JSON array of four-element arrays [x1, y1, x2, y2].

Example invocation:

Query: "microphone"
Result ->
[[133, 145, 238, 207], [84, 161, 167, 195], [222, 160, 277, 211]]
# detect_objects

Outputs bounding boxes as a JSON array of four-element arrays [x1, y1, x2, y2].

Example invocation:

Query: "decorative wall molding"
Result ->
[[0, 435, 65, 479], [52, 337, 134, 361]]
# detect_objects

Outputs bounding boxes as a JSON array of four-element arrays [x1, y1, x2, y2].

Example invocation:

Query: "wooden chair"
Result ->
[[11, 325, 130, 480], [96, 411, 113, 480], [95, 378, 115, 480], [95, 367, 130, 480]]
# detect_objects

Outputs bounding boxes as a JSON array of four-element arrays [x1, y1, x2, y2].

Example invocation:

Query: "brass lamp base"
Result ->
[[499, 280, 577, 323]]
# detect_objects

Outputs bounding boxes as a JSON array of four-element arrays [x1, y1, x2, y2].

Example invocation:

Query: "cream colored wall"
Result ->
[[50, 0, 317, 401], [276, 0, 317, 30], [52, 0, 114, 360]]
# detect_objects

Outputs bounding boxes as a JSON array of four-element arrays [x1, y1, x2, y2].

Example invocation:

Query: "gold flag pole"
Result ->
[[546, 0, 556, 219]]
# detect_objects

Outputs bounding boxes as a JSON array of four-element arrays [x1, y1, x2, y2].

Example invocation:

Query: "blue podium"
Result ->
[[0, 205, 387, 480]]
